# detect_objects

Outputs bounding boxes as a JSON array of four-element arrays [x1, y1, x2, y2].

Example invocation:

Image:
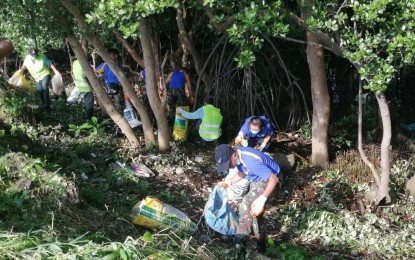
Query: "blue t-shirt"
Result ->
[[96, 62, 122, 85], [236, 147, 280, 182], [168, 71, 186, 89], [239, 116, 273, 139], [136, 70, 146, 83]]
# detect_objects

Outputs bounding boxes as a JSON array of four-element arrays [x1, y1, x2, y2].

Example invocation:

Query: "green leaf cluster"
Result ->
[[306, 0, 415, 91], [86, 0, 178, 38]]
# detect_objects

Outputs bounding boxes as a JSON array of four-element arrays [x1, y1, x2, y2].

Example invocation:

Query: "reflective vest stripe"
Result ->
[[199, 105, 222, 140], [73, 60, 92, 92]]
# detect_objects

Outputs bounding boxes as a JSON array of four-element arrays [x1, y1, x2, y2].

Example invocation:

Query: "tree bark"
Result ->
[[114, 31, 144, 68], [301, 0, 330, 167], [176, 0, 212, 89], [375, 93, 391, 204], [66, 35, 140, 147], [139, 18, 171, 152], [60, 0, 155, 147]]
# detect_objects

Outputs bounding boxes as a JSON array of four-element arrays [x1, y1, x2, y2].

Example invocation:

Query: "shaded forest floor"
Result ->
[[1, 80, 415, 259]]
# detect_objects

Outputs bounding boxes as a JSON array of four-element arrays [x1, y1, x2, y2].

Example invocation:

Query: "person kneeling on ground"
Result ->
[[235, 115, 274, 152], [215, 144, 280, 253], [176, 96, 222, 147]]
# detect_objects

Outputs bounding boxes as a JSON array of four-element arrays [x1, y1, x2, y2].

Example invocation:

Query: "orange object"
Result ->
[[216, 182, 229, 189]]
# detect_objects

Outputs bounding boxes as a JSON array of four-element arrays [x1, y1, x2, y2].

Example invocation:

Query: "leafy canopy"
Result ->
[[86, 0, 178, 38]]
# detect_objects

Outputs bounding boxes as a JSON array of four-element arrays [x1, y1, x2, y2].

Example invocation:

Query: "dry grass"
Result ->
[[328, 145, 405, 183]]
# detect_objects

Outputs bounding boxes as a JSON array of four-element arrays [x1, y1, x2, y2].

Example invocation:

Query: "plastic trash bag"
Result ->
[[123, 99, 142, 128], [51, 74, 65, 95], [131, 196, 197, 233], [204, 186, 240, 235], [8, 71, 35, 92]]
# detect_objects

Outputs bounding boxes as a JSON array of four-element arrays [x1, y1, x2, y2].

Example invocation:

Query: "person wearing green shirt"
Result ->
[[67, 59, 94, 120], [20, 47, 61, 112], [177, 96, 222, 147]]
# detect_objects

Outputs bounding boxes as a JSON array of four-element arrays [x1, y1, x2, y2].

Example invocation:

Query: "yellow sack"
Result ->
[[131, 196, 197, 233], [8, 71, 35, 92], [172, 106, 189, 141]]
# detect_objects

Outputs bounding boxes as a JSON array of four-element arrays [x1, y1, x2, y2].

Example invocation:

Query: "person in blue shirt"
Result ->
[[165, 67, 193, 126], [214, 144, 280, 253], [177, 96, 222, 147], [95, 48, 124, 111], [235, 116, 274, 152]]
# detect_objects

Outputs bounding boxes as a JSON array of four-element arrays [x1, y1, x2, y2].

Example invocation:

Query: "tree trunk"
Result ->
[[375, 93, 392, 204], [60, 0, 156, 147], [176, 0, 212, 89], [114, 31, 144, 68], [139, 18, 171, 152], [301, 0, 330, 167], [67, 35, 141, 147]]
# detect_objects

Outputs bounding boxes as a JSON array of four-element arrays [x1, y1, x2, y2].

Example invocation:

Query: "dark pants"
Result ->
[[36, 75, 51, 110], [248, 137, 270, 152], [107, 83, 124, 112], [81, 92, 94, 120], [167, 88, 188, 126]]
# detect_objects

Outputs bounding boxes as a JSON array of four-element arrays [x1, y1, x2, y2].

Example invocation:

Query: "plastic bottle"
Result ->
[[123, 99, 142, 128]]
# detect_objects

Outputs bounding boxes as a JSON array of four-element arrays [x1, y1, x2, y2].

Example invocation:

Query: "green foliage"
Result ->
[[1, 95, 26, 117], [277, 201, 415, 258], [330, 130, 352, 150], [0, 0, 67, 54], [68, 116, 110, 137], [306, 0, 415, 91], [86, 0, 178, 38], [390, 156, 415, 195], [266, 240, 309, 260], [298, 122, 311, 141], [157, 191, 175, 203], [0, 190, 31, 215], [224, 1, 289, 67]]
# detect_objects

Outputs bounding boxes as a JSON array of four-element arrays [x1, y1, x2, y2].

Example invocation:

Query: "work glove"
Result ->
[[241, 139, 248, 147], [176, 107, 184, 114], [216, 181, 230, 189], [259, 143, 266, 152], [250, 195, 267, 217]]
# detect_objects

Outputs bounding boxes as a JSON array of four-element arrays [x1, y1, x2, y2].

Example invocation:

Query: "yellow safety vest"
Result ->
[[25, 54, 50, 82], [73, 60, 91, 92], [199, 105, 222, 140]]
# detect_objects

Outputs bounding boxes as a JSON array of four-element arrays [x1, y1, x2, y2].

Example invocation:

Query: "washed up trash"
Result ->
[[130, 162, 155, 178], [51, 74, 65, 95], [109, 161, 154, 178], [195, 155, 204, 163], [131, 196, 197, 233], [124, 99, 142, 128]]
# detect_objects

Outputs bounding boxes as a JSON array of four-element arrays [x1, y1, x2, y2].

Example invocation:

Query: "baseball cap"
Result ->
[[215, 144, 234, 173], [28, 47, 38, 57]]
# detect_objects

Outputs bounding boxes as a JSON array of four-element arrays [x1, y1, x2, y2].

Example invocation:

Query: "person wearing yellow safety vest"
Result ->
[[177, 96, 222, 147], [20, 47, 61, 112], [67, 59, 94, 120]]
